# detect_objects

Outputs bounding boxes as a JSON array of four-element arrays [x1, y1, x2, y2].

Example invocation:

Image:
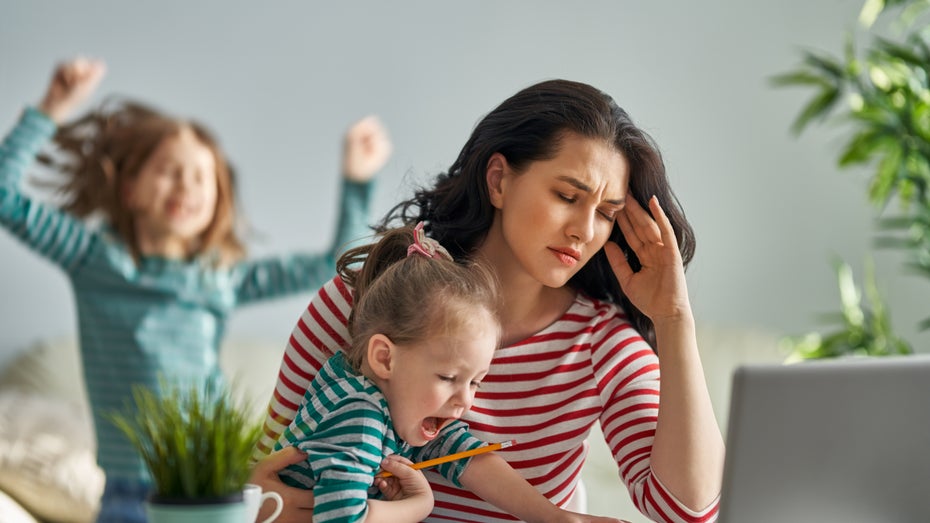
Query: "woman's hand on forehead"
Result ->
[[605, 195, 690, 321]]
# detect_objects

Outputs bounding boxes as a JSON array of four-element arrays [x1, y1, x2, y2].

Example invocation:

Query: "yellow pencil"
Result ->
[[376, 440, 517, 478]]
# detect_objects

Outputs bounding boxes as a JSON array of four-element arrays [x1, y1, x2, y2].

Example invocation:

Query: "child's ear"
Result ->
[[486, 153, 508, 210], [367, 334, 395, 380]]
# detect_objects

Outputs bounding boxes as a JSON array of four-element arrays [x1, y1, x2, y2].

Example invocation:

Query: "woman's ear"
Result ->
[[486, 153, 507, 210], [367, 334, 395, 380]]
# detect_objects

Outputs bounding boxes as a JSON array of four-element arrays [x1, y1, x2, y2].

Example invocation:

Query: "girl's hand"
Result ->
[[341, 115, 392, 183], [373, 454, 433, 503], [249, 447, 315, 523], [604, 195, 691, 323], [38, 57, 106, 124]]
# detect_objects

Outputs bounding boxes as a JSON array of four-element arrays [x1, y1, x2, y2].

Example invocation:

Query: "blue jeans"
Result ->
[[96, 477, 151, 523]]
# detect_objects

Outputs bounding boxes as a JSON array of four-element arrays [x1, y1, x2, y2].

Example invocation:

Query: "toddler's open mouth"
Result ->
[[421, 416, 451, 439]]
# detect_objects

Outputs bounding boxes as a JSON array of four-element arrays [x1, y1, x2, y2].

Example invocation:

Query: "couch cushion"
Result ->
[[0, 337, 89, 416], [0, 489, 39, 523], [0, 391, 103, 523]]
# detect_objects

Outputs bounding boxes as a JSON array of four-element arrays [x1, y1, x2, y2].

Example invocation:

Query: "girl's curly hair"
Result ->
[[38, 97, 246, 265]]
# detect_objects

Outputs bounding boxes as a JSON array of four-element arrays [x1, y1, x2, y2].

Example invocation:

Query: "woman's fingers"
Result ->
[[617, 195, 662, 260], [250, 447, 315, 522], [624, 195, 662, 245], [648, 195, 678, 248], [618, 195, 681, 266], [604, 241, 633, 287], [615, 207, 642, 250], [253, 446, 308, 475]]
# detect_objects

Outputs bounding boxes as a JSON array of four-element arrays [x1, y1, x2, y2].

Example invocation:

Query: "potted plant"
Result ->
[[772, 0, 930, 360], [108, 378, 263, 523]]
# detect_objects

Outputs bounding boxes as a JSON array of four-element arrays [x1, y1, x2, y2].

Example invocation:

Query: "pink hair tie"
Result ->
[[407, 222, 453, 261]]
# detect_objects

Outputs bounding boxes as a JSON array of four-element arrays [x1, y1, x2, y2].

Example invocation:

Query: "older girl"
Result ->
[[0, 58, 390, 522]]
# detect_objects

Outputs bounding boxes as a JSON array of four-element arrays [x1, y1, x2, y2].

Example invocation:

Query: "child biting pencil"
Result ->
[[375, 439, 516, 479]]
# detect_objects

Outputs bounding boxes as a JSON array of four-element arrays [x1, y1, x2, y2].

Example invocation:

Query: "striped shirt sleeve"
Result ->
[[300, 396, 386, 523], [233, 179, 373, 305], [590, 304, 719, 522], [0, 107, 94, 273]]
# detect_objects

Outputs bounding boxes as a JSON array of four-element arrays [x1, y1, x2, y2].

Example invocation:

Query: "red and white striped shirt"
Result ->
[[256, 276, 718, 522]]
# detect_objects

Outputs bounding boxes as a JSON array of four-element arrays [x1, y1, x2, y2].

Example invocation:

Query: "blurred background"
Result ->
[[8, 1, 928, 361], [4, 0, 929, 520]]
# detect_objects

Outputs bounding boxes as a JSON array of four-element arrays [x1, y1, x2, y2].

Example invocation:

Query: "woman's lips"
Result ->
[[550, 247, 581, 267]]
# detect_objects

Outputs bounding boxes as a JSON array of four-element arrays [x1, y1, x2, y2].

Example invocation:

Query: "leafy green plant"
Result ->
[[773, 0, 930, 358], [782, 259, 911, 361], [108, 379, 263, 501]]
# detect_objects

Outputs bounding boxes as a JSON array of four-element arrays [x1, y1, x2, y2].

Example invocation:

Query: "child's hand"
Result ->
[[342, 115, 392, 183], [38, 57, 106, 124], [374, 454, 432, 503]]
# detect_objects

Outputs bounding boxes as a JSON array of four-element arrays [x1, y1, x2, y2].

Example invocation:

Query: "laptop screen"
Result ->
[[718, 354, 930, 522]]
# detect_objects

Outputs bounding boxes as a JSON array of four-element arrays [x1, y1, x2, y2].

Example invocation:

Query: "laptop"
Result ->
[[718, 354, 930, 523]]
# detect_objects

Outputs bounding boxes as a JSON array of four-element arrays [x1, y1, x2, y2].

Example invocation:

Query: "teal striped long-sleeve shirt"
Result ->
[[0, 107, 376, 484], [274, 352, 485, 523]]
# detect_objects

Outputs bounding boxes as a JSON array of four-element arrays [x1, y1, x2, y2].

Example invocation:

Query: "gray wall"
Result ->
[[2, 0, 928, 368]]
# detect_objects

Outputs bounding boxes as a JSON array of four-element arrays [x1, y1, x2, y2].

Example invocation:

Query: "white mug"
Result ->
[[243, 483, 284, 523]]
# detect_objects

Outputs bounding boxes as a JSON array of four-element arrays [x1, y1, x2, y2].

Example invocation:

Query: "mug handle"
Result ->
[[257, 491, 284, 523]]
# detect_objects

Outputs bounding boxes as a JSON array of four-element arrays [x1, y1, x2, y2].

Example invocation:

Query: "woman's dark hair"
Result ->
[[378, 79, 695, 348]]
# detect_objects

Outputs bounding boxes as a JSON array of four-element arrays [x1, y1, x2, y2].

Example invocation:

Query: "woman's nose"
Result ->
[[566, 209, 596, 243]]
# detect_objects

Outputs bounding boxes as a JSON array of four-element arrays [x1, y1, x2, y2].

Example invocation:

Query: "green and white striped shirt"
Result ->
[[0, 107, 375, 485], [275, 352, 484, 523]]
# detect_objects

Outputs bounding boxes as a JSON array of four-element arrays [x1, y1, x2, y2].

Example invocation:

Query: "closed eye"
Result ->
[[557, 192, 577, 203], [438, 375, 455, 383]]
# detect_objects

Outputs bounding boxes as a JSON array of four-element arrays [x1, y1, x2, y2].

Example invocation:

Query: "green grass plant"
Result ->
[[108, 379, 263, 501]]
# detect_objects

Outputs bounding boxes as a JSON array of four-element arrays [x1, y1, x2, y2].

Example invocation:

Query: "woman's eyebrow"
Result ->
[[556, 175, 625, 205]]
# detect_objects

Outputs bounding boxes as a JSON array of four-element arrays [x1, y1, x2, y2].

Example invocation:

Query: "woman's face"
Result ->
[[487, 132, 629, 288]]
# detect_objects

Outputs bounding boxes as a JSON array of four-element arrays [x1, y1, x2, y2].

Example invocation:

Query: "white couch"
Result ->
[[0, 325, 783, 523]]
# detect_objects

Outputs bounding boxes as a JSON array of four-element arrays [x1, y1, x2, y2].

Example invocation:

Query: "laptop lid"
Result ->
[[718, 354, 930, 523]]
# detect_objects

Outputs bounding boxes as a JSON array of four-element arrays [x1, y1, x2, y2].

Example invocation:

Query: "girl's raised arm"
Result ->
[[38, 57, 106, 124]]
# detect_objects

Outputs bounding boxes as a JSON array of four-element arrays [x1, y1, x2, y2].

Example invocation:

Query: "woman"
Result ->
[[251, 79, 724, 523]]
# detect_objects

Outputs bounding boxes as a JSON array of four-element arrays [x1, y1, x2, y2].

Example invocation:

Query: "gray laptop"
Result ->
[[719, 354, 930, 522]]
